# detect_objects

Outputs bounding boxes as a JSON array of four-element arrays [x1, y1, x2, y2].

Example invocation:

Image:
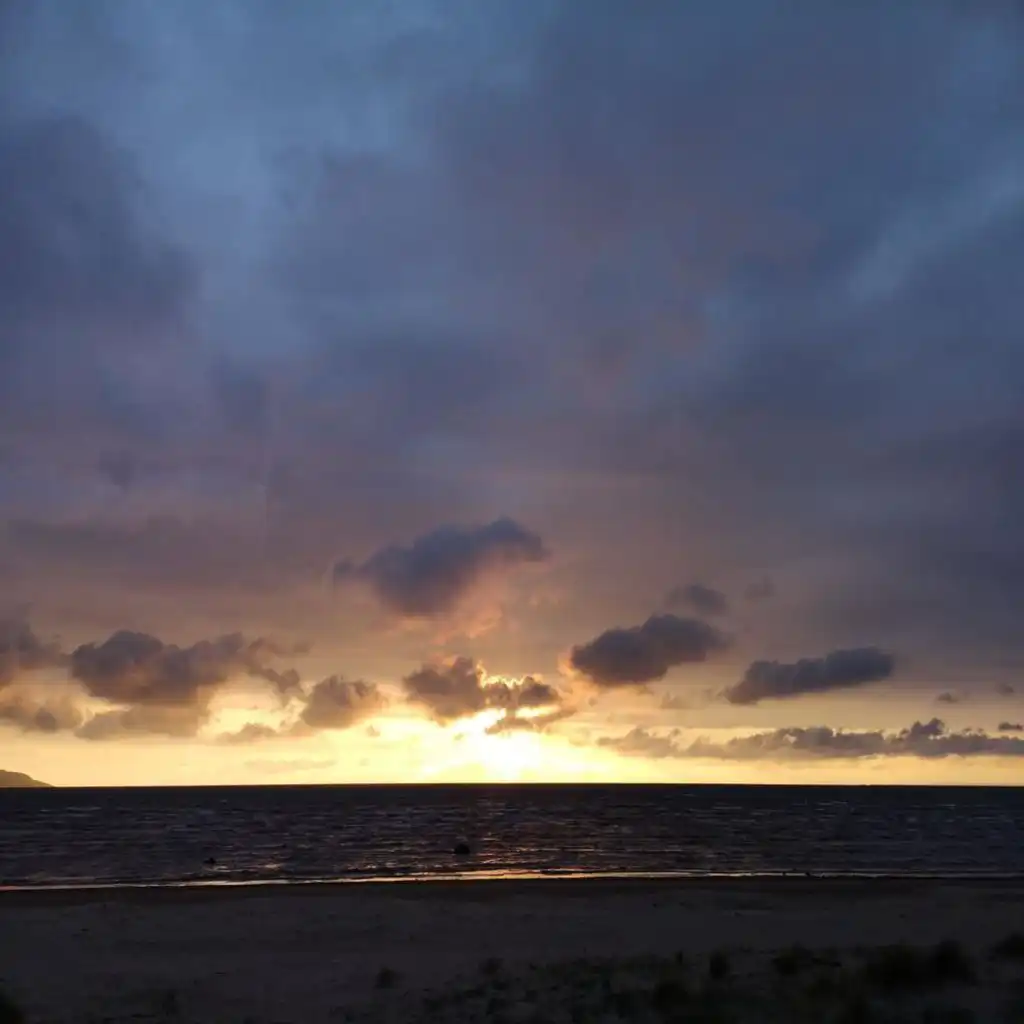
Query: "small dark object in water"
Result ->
[[453, 842, 471, 856], [204, 857, 217, 866]]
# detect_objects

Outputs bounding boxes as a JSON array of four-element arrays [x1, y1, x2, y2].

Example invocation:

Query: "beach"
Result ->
[[3, 878, 1024, 1022]]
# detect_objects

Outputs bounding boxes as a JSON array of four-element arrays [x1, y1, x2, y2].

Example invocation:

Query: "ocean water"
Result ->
[[1, 784, 1023, 890]]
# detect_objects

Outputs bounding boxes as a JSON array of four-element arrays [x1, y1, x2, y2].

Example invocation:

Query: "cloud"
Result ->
[[483, 676, 563, 711], [299, 676, 386, 730], [0, 616, 82, 735], [68, 629, 304, 738], [402, 657, 489, 722], [77, 704, 205, 741], [936, 691, 961, 704], [0, 616, 385, 743], [70, 630, 299, 708], [143, 672, 384, 742], [597, 726, 683, 759], [568, 614, 728, 687], [997, 683, 1016, 696], [665, 583, 729, 617], [600, 718, 1024, 761], [998, 721, 1023, 733], [0, 616, 322, 741], [0, 694, 84, 733], [333, 518, 549, 617], [2, 1, 1024, 708], [0, 111, 196, 463], [484, 705, 575, 735], [3, 516, 306, 597], [217, 722, 290, 745], [0, 114, 192, 339], [402, 656, 567, 728], [0, 616, 65, 687], [723, 647, 895, 705]]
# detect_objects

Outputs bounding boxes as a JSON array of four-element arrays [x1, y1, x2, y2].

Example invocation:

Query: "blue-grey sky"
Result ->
[[1, 1, 1023, 783]]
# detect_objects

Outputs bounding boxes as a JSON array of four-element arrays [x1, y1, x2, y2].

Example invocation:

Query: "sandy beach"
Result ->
[[2, 878, 1024, 1022]]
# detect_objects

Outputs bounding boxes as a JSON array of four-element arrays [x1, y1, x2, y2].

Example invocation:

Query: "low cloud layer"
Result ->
[[77, 704, 204, 741], [67, 630, 312, 739], [484, 706, 574, 735], [0, 694, 84, 734], [219, 676, 387, 742], [401, 657, 490, 722], [70, 631, 299, 709], [598, 727, 684, 760], [600, 718, 1024, 762], [0, 618, 575, 743], [217, 722, 291, 745], [299, 676, 386, 730], [402, 656, 566, 729], [0, 617, 65, 687], [0, 620, 387, 742], [723, 648, 895, 705], [333, 518, 549, 617], [569, 614, 728, 687]]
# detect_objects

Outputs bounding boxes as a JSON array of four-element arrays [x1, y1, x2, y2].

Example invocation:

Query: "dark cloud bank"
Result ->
[[723, 648, 896, 705], [569, 614, 729, 687], [0, 615, 559, 742], [0, 617, 65, 686], [0, 615, 384, 742], [0, 1, 1022, 722], [299, 676, 386, 730], [402, 656, 567, 733], [0, 610, 1016, 764], [333, 518, 548, 617], [601, 719, 1024, 762]]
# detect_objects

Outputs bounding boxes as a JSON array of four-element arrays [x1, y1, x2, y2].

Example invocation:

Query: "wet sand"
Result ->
[[2, 878, 1023, 1022]]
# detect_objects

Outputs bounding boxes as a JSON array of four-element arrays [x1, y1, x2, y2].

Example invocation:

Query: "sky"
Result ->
[[1, 0, 1024, 786]]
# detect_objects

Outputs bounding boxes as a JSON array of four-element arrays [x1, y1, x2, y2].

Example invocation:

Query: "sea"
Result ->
[[1, 784, 1023, 890]]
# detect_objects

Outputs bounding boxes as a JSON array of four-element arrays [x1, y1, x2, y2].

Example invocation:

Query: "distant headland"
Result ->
[[0, 770, 50, 788]]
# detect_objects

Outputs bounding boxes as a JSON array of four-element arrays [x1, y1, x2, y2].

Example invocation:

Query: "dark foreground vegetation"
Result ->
[[6, 934, 1024, 1022]]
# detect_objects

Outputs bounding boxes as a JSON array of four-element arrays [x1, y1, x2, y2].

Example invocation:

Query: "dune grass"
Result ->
[[859, 940, 976, 992], [340, 938, 993, 1024], [8, 938, 1005, 1023]]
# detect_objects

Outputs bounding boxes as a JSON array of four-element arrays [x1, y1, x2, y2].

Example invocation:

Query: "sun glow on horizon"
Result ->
[[409, 710, 632, 783]]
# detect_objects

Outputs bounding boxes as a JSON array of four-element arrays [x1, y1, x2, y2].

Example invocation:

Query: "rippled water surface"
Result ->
[[2, 784, 1023, 889]]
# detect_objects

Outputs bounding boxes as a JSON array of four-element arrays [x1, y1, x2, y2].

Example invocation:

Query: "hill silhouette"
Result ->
[[0, 770, 50, 788]]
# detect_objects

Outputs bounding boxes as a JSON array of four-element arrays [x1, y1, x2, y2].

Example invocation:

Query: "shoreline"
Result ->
[[3, 872, 1024, 906]]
